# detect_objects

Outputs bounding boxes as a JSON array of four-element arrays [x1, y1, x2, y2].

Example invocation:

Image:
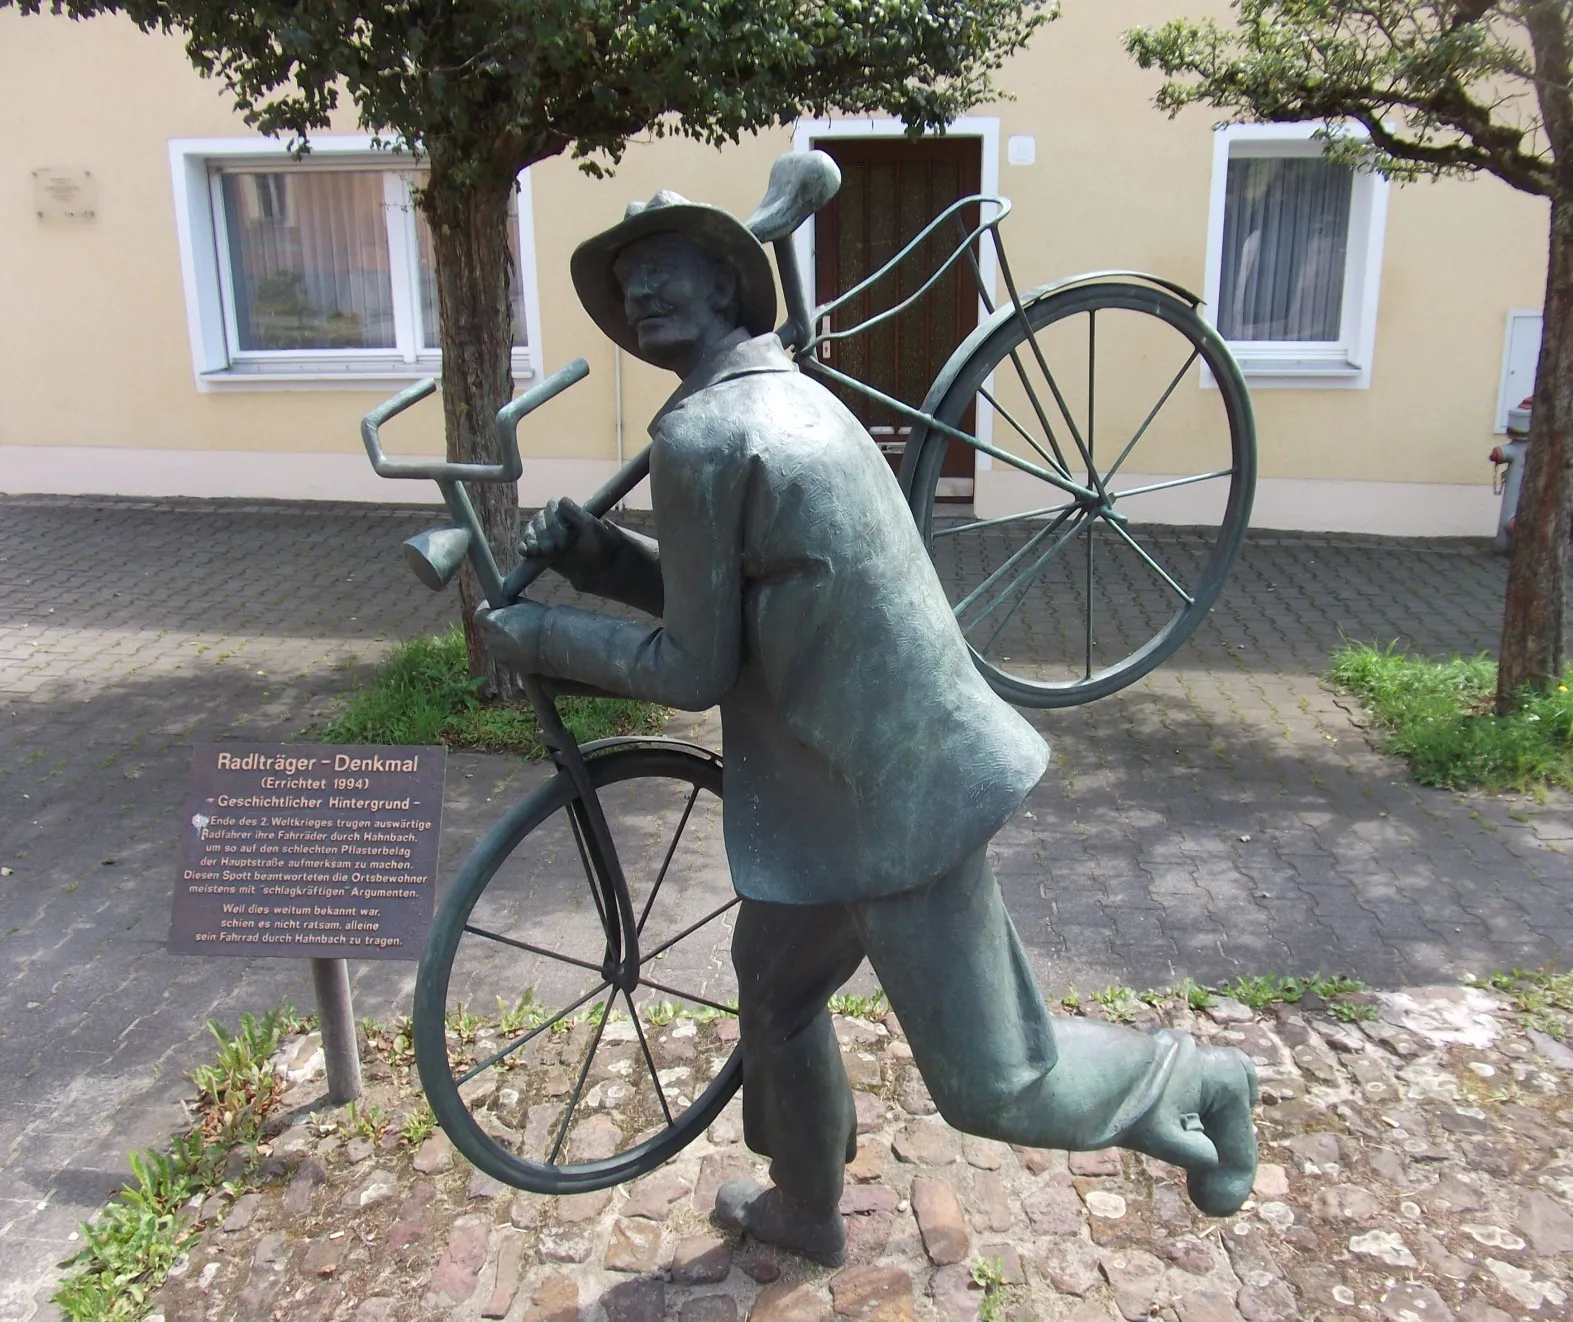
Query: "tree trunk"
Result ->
[[422, 164, 521, 697], [1497, 192, 1573, 711]]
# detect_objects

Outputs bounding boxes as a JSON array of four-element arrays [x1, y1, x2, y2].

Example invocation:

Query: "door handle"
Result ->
[[817, 315, 831, 360]]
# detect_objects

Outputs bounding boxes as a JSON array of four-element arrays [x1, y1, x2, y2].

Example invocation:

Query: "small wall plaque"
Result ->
[[33, 167, 97, 221]]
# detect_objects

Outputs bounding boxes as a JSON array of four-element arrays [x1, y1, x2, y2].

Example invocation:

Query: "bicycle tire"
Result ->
[[414, 744, 740, 1194], [904, 280, 1256, 708]]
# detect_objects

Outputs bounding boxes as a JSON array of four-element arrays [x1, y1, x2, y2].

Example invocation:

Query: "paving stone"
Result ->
[[568, 1113, 622, 1162], [1162, 1236, 1217, 1276], [556, 1188, 614, 1223], [344, 1136, 374, 1164], [893, 1119, 961, 1167], [842, 1050, 882, 1089], [427, 1213, 490, 1303], [537, 1225, 594, 1263], [682, 1298, 740, 1322], [522, 1274, 579, 1322], [1349, 1229, 1418, 1268], [283, 1156, 328, 1216], [737, 1251, 782, 1283], [622, 1172, 691, 1220], [1379, 1282, 1454, 1322], [413, 1130, 454, 1173], [1023, 1182, 1082, 1234], [1310, 1184, 1384, 1222], [1100, 1248, 1164, 1322], [605, 1217, 663, 1273], [898, 1070, 937, 1117], [830, 1264, 914, 1319], [854, 1091, 886, 1134], [223, 1192, 262, 1233], [302, 1237, 344, 1277], [481, 1228, 527, 1319], [1250, 1163, 1289, 1199], [847, 1137, 889, 1182], [749, 1281, 829, 1321], [602, 1276, 666, 1322], [961, 1135, 1007, 1170], [671, 1234, 732, 1285], [910, 1177, 968, 1265], [844, 1209, 894, 1261], [1513, 1188, 1573, 1254], [928, 1263, 982, 1322], [341, 1168, 397, 1209], [1041, 1238, 1102, 1296], [968, 1169, 1012, 1232], [1015, 1146, 1067, 1176], [467, 1166, 506, 1199], [1235, 1280, 1298, 1322], [1068, 1148, 1121, 1177], [841, 1184, 900, 1215], [1174, 1289, 1243, 1322], [387, 1180, 438, 1252]]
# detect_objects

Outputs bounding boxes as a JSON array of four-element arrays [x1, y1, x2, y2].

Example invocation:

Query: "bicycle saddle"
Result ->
[[745, 151, 842, 244]]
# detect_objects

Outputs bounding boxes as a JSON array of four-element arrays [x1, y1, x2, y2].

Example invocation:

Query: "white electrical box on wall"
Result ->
[[1496, 309, 1541, 433]]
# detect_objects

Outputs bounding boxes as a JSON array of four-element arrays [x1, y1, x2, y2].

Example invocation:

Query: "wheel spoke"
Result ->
[[636, 978, 738, 1016], [1103, 517, 1195, 605], [624, 989, 673, 1126], [1103, 347, 1201, 484], [959, 509, 1088, 633], [978, 384, 1072, 480], [639, 896, 741, 963], [932, 500, 1079, 539], [548, 1000, 612, 1165], [1113, 468, 1234, 501], [1087, 308, 1096, 474], [636, 785, 700, 939], [954, 505, 1077, 620], [461, 924, 606, 977], [975, 514, 1093, 658], [454, 980, 609, 1087]]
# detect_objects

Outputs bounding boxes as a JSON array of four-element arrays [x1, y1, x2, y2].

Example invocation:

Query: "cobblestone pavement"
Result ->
[[149, 984, 1573, 1322], [1, 494, 1569, 1318]]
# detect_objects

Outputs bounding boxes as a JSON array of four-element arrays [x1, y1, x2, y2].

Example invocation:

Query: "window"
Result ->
[[170, 138, 539, 390], [1203, 124, 1389, 388]]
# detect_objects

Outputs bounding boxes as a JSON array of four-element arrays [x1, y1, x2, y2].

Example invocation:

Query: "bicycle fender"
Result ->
[[895, 271, 1204, 500]]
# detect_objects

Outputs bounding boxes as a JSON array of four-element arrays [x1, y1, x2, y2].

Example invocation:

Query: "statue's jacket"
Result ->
[[531, 332, 1051, 905]]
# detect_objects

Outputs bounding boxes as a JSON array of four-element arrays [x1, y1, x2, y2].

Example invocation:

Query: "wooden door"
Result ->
[[813, 137, 981, 497]]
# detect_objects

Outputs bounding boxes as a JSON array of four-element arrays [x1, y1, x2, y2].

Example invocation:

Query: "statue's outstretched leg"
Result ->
[[858, 850, 1260, 1215]]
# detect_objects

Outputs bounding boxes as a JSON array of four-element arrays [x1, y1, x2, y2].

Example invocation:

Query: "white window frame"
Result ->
[[1202, 122, 1389, 389], [169, 135, 542, 392]]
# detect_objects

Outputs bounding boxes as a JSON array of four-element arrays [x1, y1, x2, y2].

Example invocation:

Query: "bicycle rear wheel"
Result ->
[[414, 744, 740, 1194], [903, 280, 1256, 707]]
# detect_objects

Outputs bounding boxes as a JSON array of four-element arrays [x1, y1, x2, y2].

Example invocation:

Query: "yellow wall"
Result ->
[[0, 2, 1550, 526]]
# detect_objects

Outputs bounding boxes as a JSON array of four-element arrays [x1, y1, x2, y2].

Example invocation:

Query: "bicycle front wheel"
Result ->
[[904, 281, 1256, 707], [414, 744, 740, 1194]]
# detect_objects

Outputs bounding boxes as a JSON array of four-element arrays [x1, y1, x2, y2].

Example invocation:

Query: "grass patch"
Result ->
[[1328, 642, 1573, 792], [320, 626, 667, 758], [53, 1009, 299, 1321], [1475, 966, 1573, 1039]]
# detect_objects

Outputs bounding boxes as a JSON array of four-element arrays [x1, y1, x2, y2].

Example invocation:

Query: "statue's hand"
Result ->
[[520, 497, 619, 582]]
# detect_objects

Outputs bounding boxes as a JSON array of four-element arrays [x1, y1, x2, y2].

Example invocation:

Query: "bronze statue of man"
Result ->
[[478, 189, 1259, 1267]]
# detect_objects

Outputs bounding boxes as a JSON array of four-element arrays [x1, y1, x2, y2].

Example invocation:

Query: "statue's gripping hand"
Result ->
[[519, 497, 619, 589]]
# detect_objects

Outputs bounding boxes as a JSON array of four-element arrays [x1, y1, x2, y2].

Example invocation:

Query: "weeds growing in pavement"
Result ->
[[400, 1102, 438, 1148], [1328, 642, 1573, 791], [1090, 985, 1142, 1023], [320, 625, 667, 757], [828, 989, 889, 1020], [55, 1007, 297, 1320], [497, 990, 546, 1036], [971, 1257, 1015, 1322], [644, 999, 681, 1027], [1475, 967, 1573, 1039]]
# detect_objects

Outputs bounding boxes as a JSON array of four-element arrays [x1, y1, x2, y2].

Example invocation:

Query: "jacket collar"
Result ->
[[652, 330, 795, 428]]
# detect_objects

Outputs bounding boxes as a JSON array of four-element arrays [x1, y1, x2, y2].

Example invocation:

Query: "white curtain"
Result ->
[[222, 171, 395, 351], [1219, 157, 1352, 342], [413, 196, 529, 351]]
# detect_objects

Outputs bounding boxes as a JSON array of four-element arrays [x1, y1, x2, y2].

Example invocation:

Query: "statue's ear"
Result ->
[[708, 257, 739, 316]]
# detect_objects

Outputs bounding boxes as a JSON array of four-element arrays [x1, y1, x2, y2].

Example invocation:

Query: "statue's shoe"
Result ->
[[1185, 1045, 1260, 1217], [713, 1179, 846, 1267]]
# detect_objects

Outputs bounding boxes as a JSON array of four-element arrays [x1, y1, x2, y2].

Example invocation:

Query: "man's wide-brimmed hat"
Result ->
[[570, 190, 777, 360]]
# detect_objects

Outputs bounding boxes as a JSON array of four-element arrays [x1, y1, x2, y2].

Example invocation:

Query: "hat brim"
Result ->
[[570, 202, 778, 362]]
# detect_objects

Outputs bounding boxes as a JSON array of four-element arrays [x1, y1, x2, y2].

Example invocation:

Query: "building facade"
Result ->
[[0, 2, 1549, 534]]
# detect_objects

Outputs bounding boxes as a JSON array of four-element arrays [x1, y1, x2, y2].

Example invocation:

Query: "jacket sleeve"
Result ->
[[530, 426, 747, 711], [561, 523, 664, 618]]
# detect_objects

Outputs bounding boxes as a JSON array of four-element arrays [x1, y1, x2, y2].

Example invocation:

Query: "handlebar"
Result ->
[[360, 359, 590, 484]]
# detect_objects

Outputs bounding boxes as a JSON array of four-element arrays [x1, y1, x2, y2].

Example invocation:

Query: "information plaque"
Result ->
[[170, 743, 445, 960]]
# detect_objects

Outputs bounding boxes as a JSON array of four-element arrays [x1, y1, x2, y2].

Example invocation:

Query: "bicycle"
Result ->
[[358, 149, 1256, 1193]]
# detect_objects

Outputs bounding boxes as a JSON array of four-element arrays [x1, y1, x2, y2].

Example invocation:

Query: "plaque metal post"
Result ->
[[311, 956, 363, 1105]]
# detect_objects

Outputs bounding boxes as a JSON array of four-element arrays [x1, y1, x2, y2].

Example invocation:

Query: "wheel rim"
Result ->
[[913, 283, 1255, 707], [414, 747, 740, 1193]]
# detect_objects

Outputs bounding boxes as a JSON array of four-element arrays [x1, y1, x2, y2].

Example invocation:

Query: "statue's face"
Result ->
[[614, 234, 740, 372]]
